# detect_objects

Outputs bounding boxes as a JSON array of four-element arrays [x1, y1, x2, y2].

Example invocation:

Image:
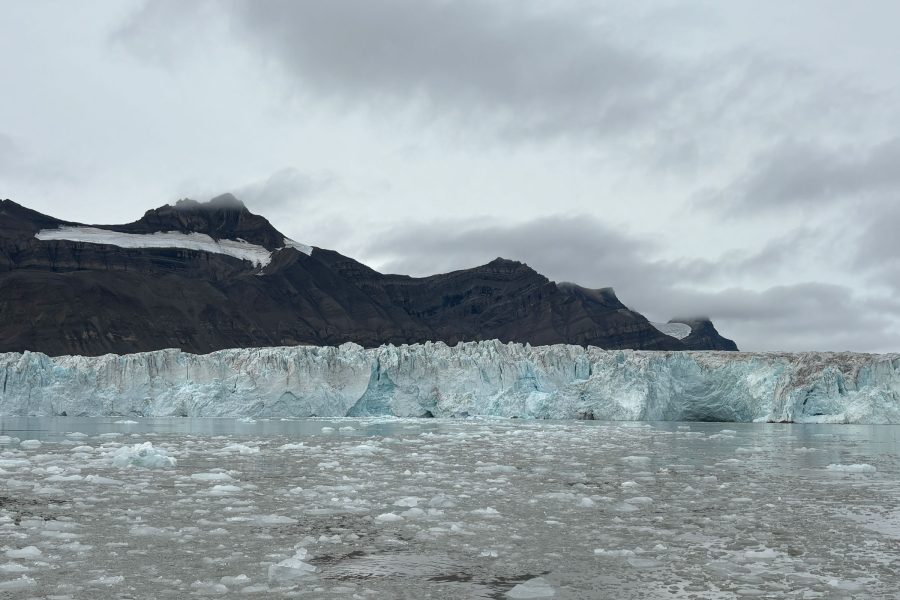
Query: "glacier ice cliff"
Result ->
[[1, 341, 898, 423]]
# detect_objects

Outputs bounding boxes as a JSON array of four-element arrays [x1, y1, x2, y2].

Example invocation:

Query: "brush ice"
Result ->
[[1, 341, 898, 423]]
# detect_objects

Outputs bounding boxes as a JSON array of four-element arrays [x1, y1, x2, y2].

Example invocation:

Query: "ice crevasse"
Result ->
[[0, 341, 898, 423]]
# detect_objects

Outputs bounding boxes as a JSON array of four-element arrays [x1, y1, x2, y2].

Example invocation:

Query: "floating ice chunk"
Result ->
[[208, 484, 243, 495], [278, 443, 307, 451], [268, 549, 317, 583], [744, 548, 781, 560], [91, 575, 126, 585], [394, 497, 420, 507], [71, 445, 94, 453], [221, 444, 259, 455], [826, 463, 876, 473], [0, 563, 30, 574], [579, 497, 595, 507], [346, 444, 382, 456], [400, 508, 426, 518], [471, 507, 501, 517], [220, 574, 251, 586], [110, 442, 176, 468], [375, 512, 404, 523], [320, 427, 335, 434], [129, 526, 174, 537], [0, 575, 36, 591], [19, 439, 41, 449], [627, 558, 662, 568], [0, 436, 20, 445], [190, 580, 229, 595], [4, 546, 41, 559], [339, 426, 356, 431], [506, 576, 556, 598], [191, 472, 234, 482], [625, 496, 654, 505], [248, 514, 298, 526], [621, 456, 651, 465], [114, 419, 138, 424], [594, 548, 636, 557]]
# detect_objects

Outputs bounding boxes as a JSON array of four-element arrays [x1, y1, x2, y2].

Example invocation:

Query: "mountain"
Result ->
[[0, 196, 737, 356]]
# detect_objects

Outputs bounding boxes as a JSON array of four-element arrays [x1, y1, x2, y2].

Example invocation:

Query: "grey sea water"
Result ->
[[1, 417, 898, 598]]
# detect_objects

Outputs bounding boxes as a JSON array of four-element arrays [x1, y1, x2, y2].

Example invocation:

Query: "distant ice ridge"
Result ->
[[1, 342, 898, 423], [34, 226, 312, 267]]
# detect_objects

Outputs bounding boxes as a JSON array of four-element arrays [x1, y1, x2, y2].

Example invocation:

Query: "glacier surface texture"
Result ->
[[1, 341, 898, 423]]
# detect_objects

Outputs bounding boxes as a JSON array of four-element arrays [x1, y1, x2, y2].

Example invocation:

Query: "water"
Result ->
[[1, 417, 899, 598]]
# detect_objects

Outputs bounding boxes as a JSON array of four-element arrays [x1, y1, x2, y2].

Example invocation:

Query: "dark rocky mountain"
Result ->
[[0, 196, 738, 356]]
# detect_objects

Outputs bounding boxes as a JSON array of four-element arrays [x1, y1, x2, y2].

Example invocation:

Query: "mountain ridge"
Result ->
[[0, 197, 737, 355]]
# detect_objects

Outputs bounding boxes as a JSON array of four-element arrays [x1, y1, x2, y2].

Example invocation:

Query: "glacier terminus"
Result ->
[[2, 341, 898, 423]]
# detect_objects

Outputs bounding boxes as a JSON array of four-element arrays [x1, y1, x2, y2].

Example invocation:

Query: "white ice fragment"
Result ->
[[278, 443, 307, 451], [506, 576, 556, 598], [267, 550, 317, 584], [249, 514, 298, 526], [191, 472, 234, 482], [375, 512, 404, 523], [0, 575, 36, 591], [744, 548, 781, 560], [221, 444, 259, 455], [90, 575, 125, 585], [393, 497, 420, 507], [19, 440, 41, 449], [471, 507, 501, 517], [593, 548, 635, 557], [208, 484, 243, 495], [110, 442, 176, 468], [114, 419, 138, 424], [4, 546, 41, 559], [826, 463, 876, 473]]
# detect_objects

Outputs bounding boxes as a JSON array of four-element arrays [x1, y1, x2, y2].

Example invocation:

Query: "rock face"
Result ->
[[1, 342, 897, 423], [0, 197, 737, 355]]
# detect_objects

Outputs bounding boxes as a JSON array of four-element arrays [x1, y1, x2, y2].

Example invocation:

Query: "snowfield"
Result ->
[[34, 226, 312, 266], [1, 341, 899, 423]]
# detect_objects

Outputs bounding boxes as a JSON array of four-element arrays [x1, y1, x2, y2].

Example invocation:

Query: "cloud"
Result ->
[[0, 133, 76, 185], [708, 137, 900, 212], [233, 167, 334, 212]]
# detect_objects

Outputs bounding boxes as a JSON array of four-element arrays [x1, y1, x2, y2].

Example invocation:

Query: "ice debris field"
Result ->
[[2, 341, 899, 423], [1, 417, 899, 598]]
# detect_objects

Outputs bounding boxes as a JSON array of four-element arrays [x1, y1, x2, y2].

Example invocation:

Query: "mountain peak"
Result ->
[[172, 194, 247, 212]]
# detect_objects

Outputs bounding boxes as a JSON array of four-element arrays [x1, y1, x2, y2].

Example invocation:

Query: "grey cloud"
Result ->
[[117, 0, 706, 141], [711, 137, 900, 212], [234, 167, 334, 212], [0, 133, 76, 185], [228, 0, 671, 138]]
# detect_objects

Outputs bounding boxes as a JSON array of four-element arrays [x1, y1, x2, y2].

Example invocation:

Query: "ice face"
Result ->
[[0, 341, 898, 423]]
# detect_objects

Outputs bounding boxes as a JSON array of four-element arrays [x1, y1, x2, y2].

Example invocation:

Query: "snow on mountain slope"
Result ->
[[1, 342, 898, 423], [651, 322, 692, 340], [34, 226, 312, 266]]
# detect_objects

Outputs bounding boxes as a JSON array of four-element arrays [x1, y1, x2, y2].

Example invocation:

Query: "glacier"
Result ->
[[0, 341, 898, 423]]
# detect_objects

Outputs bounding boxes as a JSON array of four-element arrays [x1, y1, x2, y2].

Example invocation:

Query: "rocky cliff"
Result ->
[[0, 196, 737, 355]]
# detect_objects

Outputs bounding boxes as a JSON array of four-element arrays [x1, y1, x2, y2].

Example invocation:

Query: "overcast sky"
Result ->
[[2, 1, 899, 352]]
